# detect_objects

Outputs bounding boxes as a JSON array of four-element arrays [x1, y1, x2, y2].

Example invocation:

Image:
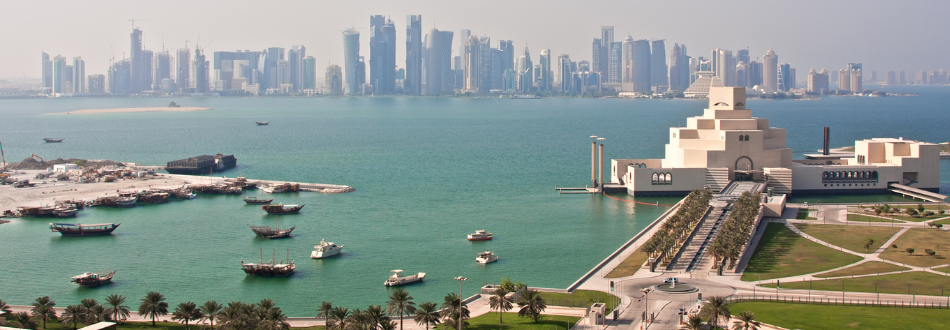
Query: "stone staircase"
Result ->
[[667, 202, 729, 272], [704, 168, 730, 193]]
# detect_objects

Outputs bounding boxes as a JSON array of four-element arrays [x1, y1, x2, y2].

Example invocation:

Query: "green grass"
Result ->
[[0, 320, 325, 330], [813, 261, 910, 278], [796, 210, 816, 220], [933, 265, 950, 274], [759, 271, 950, 296], [537, 290, 617, 313], [931, 218, 950, 226], [880, 229, 950, 267], [846, 214, 903, 223], [435, 313, 579, 330], [741, 223, 863, 281], [795, 224, 901, 253], [605, 245, 649, 278], [730, 302, 950, 329]]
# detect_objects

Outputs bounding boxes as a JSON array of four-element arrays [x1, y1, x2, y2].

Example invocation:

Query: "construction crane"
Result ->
[[129, 18, 147, 29], [31, 154, 44, 163]]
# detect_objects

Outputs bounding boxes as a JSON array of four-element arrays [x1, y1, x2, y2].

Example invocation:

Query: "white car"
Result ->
[[664, 277, 679, 284]]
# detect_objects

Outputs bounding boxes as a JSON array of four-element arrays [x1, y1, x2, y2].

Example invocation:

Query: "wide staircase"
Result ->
[[667, 201, 730, 272], [704, 168, 730, 193]]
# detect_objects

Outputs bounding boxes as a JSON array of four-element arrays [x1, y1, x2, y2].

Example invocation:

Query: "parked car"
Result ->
[[664, 277, 679, 284]]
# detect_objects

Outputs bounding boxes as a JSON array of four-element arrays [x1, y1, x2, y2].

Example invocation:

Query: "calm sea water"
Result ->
[[0, 86, 947, 314]]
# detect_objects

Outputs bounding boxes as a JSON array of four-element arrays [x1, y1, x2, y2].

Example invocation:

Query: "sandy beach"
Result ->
[[51, 107, 212, 115]]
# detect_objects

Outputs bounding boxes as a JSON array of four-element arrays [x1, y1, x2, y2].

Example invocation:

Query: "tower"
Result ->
[[650, 40, 668, 89], [405, 15, 423, 95], [342, 28, 361, 95], [763, 49, 778, 92]]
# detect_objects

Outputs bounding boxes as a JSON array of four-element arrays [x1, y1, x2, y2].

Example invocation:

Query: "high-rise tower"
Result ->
[[41, 52, 53, 92], [405, 15, 423, 95], [425, 28, 453, 95], [130, 28, 146, 93], [650, 40, 668, 89], [763, 49, 778, 92], [177, 48, 191, 91], [343, 29, 361, 95], [369, 16, 396, 95], [631, 40, 651, 93], [72, 57, 85, 93]]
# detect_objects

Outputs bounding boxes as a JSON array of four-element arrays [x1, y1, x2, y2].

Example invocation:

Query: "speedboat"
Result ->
[[310, 239, 343, 258], [476, 251, 498, 264]]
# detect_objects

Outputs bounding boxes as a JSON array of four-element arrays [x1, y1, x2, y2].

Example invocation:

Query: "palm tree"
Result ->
[[700, 296, 731, 330], [386, 289, 416, 330], [515, 289, 546, 323], [60, 305, 86, 330], [681, 314, 703, 330], [138, 291, 170, 327], [366, 305, 390, 330], [488, 288, 512, 323], [172, 302, 203, 330], [412, 302, 440, 330], [215, 302, 249, 330], [79, 299, 100, 325], [328, 306, 350, 330], [317, 301, 333, 321], [379, 320, 398, 330], [30, 296, 57, 329], [260, 307, 289, 330], [200, 301, 223, 330], [731, 311, 760, 330], [347, 308, 371, 330], [0, 299, 12, 314], [11, 312, 38, 330], [86, 305, 108, 325], [104, 294, 130, 323], [440, 293, 469, 330]]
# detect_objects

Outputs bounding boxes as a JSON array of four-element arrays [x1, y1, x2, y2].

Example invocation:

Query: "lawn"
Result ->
[[932, 218, 950, 226], [796, 210, 816, 220], [813, 261, 910, 278], [730, 302, 950, 330], [434, 313, 579, 330], [846, 214, 903, 223], [605, 245, 649, 278], [794, 224, 901, 253], [758, 271, 950, 297], [0, 320, 325, 330], [537, 290, 617, 312], [879, 229, 950, 267], [740, 223, 863, 281]]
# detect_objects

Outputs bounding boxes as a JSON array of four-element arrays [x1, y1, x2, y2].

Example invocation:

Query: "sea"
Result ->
[[0, 85, 947, 315]]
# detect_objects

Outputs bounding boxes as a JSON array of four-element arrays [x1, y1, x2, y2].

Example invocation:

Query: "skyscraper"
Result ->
[[141, 50, 153, 91], [650, 40, 668, 89], [302, 56, 316, 90], [807, 68, 829, 94], [288, 46, 306, 92], [597, 26, 614, 83], [458, 29, 471, 64], [463, 35, 492, 94], [369, 16, 396, 95], [153, 51, 171, 90], [736, 49, 750, 67], [177, 48, 191, 91], [425, 28, 454, 95], [325, 64, 343, 94], [72, 57, 85, 94], [193, 48, 209, 93], [516, 45, 533, 93], [848, 63, 862, 93], [763, 49, 778, 92], [342, 29, 361, 95], [557, 54, 571, 92], [838, 68, 850, 91], [778, 63, 791, 92], [622, 36, 633, 84], [538, 49, 551, 92], [109, 60, 131, 94], [41, 52, 52, 92], [607, 42, 622, 83], [405, 15, 423, 95], [130, 28, 147, 93], [668, 43, 689, 92], [716, 49, 734, 87], [631, 40, 651, 93], [88, 74, 105, 94], [52, 55, 66, 94]]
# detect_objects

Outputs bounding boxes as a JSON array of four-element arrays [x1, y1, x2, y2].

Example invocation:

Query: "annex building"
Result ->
[[610, 87, 941, 197]]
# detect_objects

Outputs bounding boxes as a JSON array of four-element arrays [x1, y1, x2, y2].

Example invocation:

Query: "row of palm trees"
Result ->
[[0, 293, 289, 330], [641, 189, 714, 260], [681, 296, 761, 330], [710, 191, 761, 273]]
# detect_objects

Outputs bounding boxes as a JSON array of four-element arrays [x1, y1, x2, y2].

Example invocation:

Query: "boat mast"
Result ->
[[259, 247, 263, 264], [272, 248, 276, 265]]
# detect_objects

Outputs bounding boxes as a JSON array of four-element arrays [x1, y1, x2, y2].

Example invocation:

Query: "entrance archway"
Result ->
[[735, 156, 753, 171]]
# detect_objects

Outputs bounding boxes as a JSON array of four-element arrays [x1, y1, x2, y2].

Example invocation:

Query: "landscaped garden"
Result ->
[[758, 271, 950, 297], [794, 224, 901, 254], [812, 261, 909, 278], [729, 301, 950, 330], [879, 228, 950, 267], [741, 223, 863, 281]]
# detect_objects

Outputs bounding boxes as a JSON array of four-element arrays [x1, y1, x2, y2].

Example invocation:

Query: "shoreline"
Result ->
[[50, 107, 212, 115]]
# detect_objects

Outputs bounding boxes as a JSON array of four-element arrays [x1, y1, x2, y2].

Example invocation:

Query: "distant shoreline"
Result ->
[[51, 107, 212, 115]]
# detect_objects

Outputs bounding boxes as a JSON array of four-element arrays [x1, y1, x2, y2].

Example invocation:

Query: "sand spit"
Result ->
[[52, 107, 212, 115]]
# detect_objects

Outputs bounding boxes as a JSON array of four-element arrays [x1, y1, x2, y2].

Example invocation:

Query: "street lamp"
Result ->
[[455, 276, 467, 330], [641, 288, 653, 324]]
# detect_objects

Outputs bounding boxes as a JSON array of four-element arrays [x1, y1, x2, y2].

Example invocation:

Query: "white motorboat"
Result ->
[[115, 196, 137, 208], [383, 270, 425, 287], [476, 251, 498, 264], [467, 230, 493, 241], [310, 239, 344, 258]]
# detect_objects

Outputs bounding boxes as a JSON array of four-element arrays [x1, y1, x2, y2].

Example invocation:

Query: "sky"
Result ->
[[3, 0, 949, 80]]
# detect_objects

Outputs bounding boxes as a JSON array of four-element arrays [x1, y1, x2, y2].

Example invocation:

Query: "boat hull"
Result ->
[[311, 249, 342, 259], [476, 257, 498, 264], [467, 237, 493, 241], [384, 273, 426, 287], [51, 224, 120, 236]]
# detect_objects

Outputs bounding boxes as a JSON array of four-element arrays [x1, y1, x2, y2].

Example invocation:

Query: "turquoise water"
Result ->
[[0, 87, 947, 314]]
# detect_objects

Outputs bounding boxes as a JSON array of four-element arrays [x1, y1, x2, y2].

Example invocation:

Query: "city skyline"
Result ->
[[5, 0, 950, 80]]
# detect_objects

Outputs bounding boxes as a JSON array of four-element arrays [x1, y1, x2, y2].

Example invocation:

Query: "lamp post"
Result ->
[[641, 288, 653, 324], [455, 276, 467, 330]]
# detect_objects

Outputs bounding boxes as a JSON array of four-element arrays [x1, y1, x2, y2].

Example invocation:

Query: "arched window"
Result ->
[[640, 163, 646, 168], [736, 102, 745, 107], [744, 135, 750, 141], [714, 102, 729, 107], [665, 173, 672, 184], [652, 173, 659, 184], [872, 171, 878, 179], [739, 135, 744, 141]]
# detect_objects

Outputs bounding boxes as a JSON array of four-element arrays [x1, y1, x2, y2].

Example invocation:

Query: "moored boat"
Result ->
[[256, 121, 269, 126], [383, 270, 426, 287], [242, 248, 294, 276], [52, 207, 79, 218], [71, 270, 115, 286], [249, 216, 294, 239], [50, 223, 120, 236], [262, 203, 304, 214], [467, 230, 493, 241], [476, 251, 498, 264], [115, 196, 137, 208], [43, 138, 65, 143], [244, 197, 274, 204], [310, 239, 343, 258]]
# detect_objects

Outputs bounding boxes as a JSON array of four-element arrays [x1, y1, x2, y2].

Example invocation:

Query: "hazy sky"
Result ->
[[4, 0, 949, 80]]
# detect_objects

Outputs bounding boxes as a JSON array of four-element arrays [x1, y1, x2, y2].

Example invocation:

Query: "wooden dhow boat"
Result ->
[[43, 138, 64, 143], [50, 223, 120, 236], [262, 203, 304, 214], [256, 121, 269, 126], [249, 216, 294, 239], [242, 248, 295, 276], [71, 270, 115, 286]]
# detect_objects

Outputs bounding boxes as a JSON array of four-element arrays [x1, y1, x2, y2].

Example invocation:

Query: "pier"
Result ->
[[888, 183, 949, 202]]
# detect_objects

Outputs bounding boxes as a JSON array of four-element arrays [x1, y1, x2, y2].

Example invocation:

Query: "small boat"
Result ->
[[256, 121, 269, 126], [311, 239, 344, 259], [242, 248, 295, 276], [249, 216, 295, 239], [71, 270, 116, 286], [384, 270, 426, 287], [476, 251, 498, 264], [52, 207, 79, 218], [244, 197, 274, 204], [262, 203, 304, 215], [43, 138, 65, 143], [49, 223, 120, 236], [183, 192, 197, 199], [467, 230, 493, 241], [115, 196, 137, 208]]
